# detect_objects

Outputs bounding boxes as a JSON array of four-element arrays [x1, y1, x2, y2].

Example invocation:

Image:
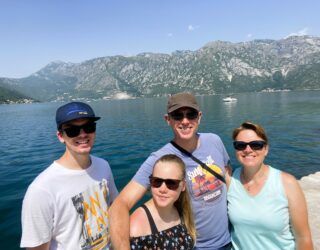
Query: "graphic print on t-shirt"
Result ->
[[72, 179, 111, 250], [186, 156, 224, 202]]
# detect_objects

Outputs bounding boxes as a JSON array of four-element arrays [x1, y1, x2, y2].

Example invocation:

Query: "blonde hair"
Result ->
[[154, 154, 197, 243]]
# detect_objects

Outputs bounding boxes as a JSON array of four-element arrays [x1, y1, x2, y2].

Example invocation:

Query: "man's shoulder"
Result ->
[[91, 155, 109, 166], [90, 155, 115, 181], [138, 143, 175, 171], [30, 162, 58, 185], [153, 142, 174, 154], [199, 132, 222, 142], [24, 162, 58, 199], [91, 155, 114, 172]]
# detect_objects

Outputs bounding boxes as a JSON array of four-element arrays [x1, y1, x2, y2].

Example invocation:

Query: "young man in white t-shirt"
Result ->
[[21, 102, 118, 250]]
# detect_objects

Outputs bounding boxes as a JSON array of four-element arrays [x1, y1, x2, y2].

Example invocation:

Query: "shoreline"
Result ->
[[299, 171, 320, 249]]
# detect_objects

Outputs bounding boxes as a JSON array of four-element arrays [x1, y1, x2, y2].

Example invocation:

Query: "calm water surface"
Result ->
[[0, 90, 319, 249]]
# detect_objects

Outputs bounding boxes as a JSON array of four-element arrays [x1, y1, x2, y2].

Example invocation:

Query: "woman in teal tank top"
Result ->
[[226, 122, 313, 250]]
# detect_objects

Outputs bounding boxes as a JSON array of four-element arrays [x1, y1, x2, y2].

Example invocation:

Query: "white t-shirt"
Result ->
[[21, 155, 118, 250]]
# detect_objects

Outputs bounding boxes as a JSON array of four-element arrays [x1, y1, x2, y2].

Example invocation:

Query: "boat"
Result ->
[[223, 96, 237, 102]]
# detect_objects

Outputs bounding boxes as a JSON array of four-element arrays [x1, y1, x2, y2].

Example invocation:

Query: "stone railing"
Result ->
[[299, 172, 320, 249]]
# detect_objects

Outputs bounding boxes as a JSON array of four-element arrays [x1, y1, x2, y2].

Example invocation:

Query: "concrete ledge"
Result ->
[[299, 172, 320, 249]]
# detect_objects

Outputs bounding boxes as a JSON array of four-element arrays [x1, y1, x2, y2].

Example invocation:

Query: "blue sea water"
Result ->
[[0, 90, 319, 249]]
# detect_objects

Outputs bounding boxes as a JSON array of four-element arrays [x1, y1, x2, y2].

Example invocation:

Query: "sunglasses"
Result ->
[[233, 140, 266, 151], [149, 176, 182, 190], [61, 122, 96, 138], [169, 110, 199, 121]]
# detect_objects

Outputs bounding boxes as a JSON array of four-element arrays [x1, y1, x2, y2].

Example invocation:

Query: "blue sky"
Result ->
[[1, 0, 320, 78]]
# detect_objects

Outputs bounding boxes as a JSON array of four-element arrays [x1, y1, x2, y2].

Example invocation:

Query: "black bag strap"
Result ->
[[170, 140, 226, 184]]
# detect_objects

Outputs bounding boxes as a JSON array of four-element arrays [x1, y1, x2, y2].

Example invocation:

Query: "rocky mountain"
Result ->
[[2, 35, 320, 102]]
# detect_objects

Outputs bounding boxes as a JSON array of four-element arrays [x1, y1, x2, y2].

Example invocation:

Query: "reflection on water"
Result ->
[[222, 101, 238, 118]]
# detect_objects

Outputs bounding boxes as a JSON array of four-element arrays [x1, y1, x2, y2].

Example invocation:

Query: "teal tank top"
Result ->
[[227, 166, 295, 250]]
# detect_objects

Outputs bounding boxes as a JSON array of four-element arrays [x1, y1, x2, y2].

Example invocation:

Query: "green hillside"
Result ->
[[0, 84, 35, 104]]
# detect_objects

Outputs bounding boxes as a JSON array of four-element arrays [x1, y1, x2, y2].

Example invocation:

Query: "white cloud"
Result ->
[[188, 25, 195, 31], [286, 27, 310, 38], [247, 34, 252, 38], [167, 33, 173, 37], [187, 25, 199, 32]]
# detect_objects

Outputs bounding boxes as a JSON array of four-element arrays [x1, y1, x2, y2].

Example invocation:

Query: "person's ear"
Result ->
[[197, 111, 202, 124], [57, 130, 65, 144], [264, 144, 269, 157], [164, 114, 170, 125], [181, 180, 186, 192]]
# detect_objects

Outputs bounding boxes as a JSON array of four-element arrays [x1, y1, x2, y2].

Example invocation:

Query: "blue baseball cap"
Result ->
[[56, 102, 100, 129]]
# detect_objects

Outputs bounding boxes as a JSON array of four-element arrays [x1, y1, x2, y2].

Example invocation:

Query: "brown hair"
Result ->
[[154, 154, 197, 243], [232, 121, 268, 144]]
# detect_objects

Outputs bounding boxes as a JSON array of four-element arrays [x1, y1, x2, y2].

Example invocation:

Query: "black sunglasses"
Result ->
[[169, 110, 199, 121], [149, 176, 182, 190], [233, 140, 266, 151], [61, 122, 96, 138]]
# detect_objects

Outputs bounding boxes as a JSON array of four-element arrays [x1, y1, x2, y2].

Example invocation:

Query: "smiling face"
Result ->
[[57, 118, 96, 156], [234, 129, 268, 170], [151, 161, 186, 209], [165, 107, 202, 142]]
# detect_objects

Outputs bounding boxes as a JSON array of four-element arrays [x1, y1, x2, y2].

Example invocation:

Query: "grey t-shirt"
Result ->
[[133, 133, 231, 249]]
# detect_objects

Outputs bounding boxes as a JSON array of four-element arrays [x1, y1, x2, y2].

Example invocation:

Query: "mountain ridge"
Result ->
[[1, 35, 320, 103]]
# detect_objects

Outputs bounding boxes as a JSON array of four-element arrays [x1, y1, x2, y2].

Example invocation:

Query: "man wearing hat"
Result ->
[[21, 102, 118, 250], [110, 92, 232, 249]]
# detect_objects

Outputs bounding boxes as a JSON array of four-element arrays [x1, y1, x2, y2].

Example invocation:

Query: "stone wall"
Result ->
[[299, 172, 320, 249]]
